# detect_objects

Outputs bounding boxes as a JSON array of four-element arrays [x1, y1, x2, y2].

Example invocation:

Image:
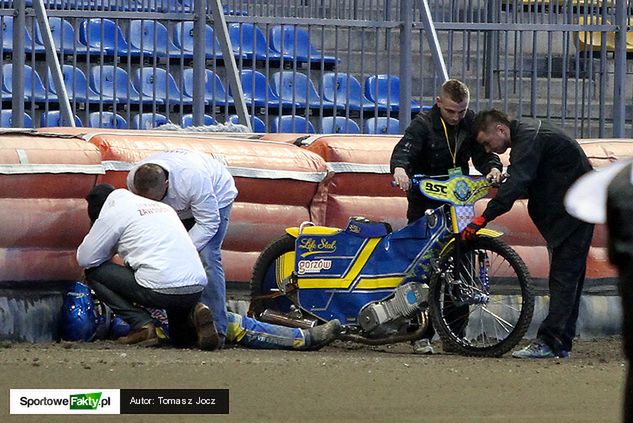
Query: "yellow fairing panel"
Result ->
[[286, 226, 341, 237]]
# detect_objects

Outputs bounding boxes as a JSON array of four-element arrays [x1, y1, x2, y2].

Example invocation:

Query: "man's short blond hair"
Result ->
[[440, 79, 470, 103]]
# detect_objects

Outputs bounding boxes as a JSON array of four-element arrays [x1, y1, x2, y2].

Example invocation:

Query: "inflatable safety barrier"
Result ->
[[0, 131, 102, 282], [301, 134, 408, 228]]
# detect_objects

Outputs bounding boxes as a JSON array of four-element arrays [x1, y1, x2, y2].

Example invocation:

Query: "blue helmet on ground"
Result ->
[[60, 281, 100, 342]]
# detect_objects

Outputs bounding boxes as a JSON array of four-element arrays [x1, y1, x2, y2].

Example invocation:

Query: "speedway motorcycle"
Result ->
[[249, 173, 534, 357]]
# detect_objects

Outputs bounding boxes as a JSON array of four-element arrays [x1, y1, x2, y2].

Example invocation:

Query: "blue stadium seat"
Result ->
[[134, 67, 193, 105], [2, 64, 57, 103], [40, 111, 83, 127], [34, 17, 98, 55], [228, 114, 266, 133], [236, 69, 298, 109], [172, 22, 226, 60], [321, 116, 360, 134], [47, 65, 103, 103], [0, 111, 33, 128], [1, 16, 45, 54], [181, 113, 217, 128], [132, 113, 169, 130], [90, 65, 161, 104], [269, 25, 338, 65], [364, 117, 400, 135], [364, 75, 421, 113], [228, 23, 281, 61], [321, 72, 386, 112], [79, 18, 140, 56], [182, 68, 233, 106], [271, 71, 335, 109], [128, 20, 191, 58], [271, 115, 315, 133], [88, 111, 127, 129]]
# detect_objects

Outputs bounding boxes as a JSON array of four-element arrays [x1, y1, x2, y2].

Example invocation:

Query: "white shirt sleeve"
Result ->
[[183, 169, 220, 250], [76, 218, 122, 269]]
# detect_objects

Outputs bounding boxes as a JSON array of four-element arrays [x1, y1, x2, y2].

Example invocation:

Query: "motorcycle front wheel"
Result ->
[[429, 236, 534, 357], [249, 234, 297, 318]]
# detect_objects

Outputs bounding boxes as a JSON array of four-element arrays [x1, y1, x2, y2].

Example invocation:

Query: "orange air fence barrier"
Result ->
[[6, 129, 632, 286], [0, 131, 102, 283], [301, 134, 409, 229]]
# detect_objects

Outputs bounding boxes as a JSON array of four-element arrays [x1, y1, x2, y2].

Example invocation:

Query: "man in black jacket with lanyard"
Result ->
[[464, 109, 594, 359], [390, 79, 503, 353], [391, 79, 503, 221]]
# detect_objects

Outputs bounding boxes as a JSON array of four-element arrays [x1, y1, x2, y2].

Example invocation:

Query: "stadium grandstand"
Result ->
[[0, 0, 630, 137]]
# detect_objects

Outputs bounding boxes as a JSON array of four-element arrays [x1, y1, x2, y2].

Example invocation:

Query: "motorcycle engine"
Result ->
[[359, 282, 429, 333]]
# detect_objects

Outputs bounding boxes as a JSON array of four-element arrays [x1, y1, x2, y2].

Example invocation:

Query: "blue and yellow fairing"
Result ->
[[279, 174, 502, 325], [285, 214, 451, 324]]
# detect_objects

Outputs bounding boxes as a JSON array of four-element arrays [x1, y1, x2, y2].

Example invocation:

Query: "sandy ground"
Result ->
[[0, 337, 626, 423]]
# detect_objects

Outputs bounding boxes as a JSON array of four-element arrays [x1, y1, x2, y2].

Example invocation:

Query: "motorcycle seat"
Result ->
[[345, 216, 392, 238]]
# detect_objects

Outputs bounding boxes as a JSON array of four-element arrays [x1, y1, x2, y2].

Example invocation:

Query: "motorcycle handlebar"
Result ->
[[391, 174, 507, 189]]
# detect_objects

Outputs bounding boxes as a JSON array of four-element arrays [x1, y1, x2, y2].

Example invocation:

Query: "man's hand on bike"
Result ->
[[461, 215, 488, 241], [392, 167, 410, 191], [485, 168, 504, 184]]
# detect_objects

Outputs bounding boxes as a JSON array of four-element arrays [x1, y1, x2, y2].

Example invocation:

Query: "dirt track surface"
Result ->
[[0, 337, 626, 422]]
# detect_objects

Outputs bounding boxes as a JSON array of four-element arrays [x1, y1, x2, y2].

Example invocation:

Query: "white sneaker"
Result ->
[[412, 338, 434, 354]]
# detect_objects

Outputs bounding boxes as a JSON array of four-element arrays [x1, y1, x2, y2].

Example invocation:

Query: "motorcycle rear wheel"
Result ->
[[249, 234, 297, 318], [429, 236, 534, 357]]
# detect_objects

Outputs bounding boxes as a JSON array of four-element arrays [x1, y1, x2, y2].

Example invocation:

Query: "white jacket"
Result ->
[[76, 189, 207, 291], [127, 150, 238, 251]]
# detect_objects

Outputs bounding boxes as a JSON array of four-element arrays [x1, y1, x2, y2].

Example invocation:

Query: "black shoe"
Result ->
[[302, 320, 341, 350]]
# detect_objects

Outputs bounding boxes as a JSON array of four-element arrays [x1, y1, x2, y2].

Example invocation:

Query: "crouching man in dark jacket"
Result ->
[[464, 109, 594, 359]]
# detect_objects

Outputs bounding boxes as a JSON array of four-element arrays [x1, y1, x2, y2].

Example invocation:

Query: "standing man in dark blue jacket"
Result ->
[[390, 79, 503, 353], [464, 109, 594, 359]]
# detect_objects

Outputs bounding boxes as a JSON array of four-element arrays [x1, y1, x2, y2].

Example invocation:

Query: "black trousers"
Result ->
[[85, 261, 202, 346], [537, 222, 594, 354]]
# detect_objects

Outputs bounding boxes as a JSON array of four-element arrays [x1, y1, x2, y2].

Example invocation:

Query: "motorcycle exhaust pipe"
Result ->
[[259, 309, 318, 329]]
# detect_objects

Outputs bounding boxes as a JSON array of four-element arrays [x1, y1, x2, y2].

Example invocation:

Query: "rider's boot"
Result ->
[[301, 320, 342, 350]]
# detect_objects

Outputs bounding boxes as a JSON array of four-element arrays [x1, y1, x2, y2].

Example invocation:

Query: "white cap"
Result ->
[[564, 158, 633, 224]]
